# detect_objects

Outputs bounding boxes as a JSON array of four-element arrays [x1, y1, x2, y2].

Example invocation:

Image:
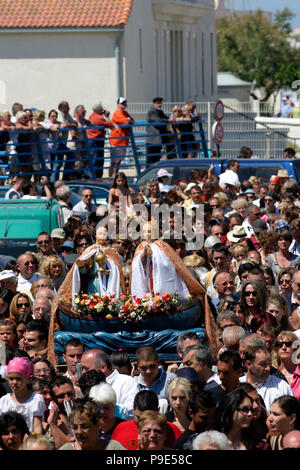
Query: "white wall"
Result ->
[[0, 31, 119, 116], [123, 0, 157, 104]]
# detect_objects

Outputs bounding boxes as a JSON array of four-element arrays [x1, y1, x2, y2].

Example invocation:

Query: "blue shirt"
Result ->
[[137, 368, 177, 400]]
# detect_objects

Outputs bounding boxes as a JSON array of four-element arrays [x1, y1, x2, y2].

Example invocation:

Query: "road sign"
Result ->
[[214, 100, 224, 121], [212, 121, 224, 144]]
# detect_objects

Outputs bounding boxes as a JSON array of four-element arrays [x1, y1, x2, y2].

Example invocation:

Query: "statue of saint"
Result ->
[[130, 222, 201, 300], [72, 226, 125, 303]]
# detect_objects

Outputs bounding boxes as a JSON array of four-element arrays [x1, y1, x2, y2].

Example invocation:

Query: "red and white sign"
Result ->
[[214, 100, 224, 121], [212, 121, 224, 144]]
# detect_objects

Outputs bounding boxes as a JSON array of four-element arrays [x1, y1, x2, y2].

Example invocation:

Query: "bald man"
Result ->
[[282, 430, 300, 449], [80, 348, 139, 419]]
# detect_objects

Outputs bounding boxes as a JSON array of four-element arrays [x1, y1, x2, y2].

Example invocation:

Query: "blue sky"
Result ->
[[232, 0, 300, 29]]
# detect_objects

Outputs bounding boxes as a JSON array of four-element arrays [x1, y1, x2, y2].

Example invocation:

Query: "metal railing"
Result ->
[[128, 101, 290, 159], [0, 119, 209, 181]]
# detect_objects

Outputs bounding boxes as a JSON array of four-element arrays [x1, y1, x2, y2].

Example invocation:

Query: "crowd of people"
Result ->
[[0, 97, 205, 184], [0, 128, 300, 451]]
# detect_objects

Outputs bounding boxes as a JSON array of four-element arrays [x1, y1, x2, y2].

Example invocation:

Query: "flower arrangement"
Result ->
[[70, 292, 180, 324]]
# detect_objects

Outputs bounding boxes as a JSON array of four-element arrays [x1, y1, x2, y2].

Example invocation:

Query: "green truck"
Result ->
[[0, 199, 63, 258]]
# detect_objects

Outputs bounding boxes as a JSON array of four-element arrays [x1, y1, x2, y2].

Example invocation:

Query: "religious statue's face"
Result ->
[[142, 223, 152, 241], [96, 226, 108, 245]]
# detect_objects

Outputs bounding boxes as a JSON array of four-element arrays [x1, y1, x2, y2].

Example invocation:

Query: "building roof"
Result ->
[[0, 0, 133, 29], [217, 72, 252, 87]]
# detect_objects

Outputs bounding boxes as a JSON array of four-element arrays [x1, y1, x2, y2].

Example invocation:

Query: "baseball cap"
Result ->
[[204, 235, 220, 249], [244, 189, 255, 195], [274, 220, 290, 231], [270, 176, 280, 184], [177, 367, 201, 384], [118, 97, 127, 104], [0, 270, 17, 281], [157, 169, 172, 178], [51, 228, 65, 239], [60, 241, 74, 251]]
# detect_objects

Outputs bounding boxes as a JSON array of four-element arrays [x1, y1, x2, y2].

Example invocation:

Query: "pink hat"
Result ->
[[7, 357, 33, 379]]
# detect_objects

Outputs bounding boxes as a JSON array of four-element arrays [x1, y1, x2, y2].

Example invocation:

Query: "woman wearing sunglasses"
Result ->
[[9, 293, 33, 323], [40, 255, 66, 291], [273, 331, 298, 386], [214, 388, 255, 450], [277, 268, 294, 295], [74, 234, 93, 257], [240, 280, 267, 330]]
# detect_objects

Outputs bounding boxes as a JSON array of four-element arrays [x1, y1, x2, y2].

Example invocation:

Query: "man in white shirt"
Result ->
[[80, 348, 139, 420], [219, 160, 240, 191], [5, 175, 25, 199], [242, 204, 262, 236], [72, 188, 97, 214], [16, 253, 39, 295], [239, 344, 294, 412]]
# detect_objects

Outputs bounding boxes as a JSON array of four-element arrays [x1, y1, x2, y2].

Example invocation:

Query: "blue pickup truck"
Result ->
[[135, 158, 300, 186]]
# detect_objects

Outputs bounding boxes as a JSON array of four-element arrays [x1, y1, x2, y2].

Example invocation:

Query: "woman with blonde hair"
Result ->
[[214, 192, 229, 210], [273, 330, 298, 385], [166, 377, 192, 433], [39, 255, 66, 290], [20, 433, 52, 450], [231, 244, 249, 272], [231, 198, 249, 221], [9, 293, 33, 323]]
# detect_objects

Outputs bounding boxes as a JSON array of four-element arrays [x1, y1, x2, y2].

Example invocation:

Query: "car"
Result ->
[[0, 199, 62, 257], [68, 180, 139, 206], [68, 181, 110, 206], [135, 158, 300, 186]]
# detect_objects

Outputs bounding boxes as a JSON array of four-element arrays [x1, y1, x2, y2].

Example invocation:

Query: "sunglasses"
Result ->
[[78, 243, 89, 247], [236, 406, 253, 415], [17, 302, 30, 308], [83, 194, 93, 198], [244, 291, 257, 297], [275, 341, 293, 348], [279, 279, 291, 284], [218, 281, 234, 287], [37, 240, 50, 245], [23, 261, 36, 266]]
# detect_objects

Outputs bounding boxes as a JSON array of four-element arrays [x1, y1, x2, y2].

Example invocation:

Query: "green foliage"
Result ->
[[216, 9, 300, 99]]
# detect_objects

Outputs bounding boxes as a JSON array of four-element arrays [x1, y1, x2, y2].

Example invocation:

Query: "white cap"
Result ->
[[157, 169, 172, 178], [0, 270, 17, 281], [118, 97, 127, 104]]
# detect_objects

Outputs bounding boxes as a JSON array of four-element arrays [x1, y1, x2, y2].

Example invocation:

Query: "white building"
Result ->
[[0, 0, 217, 116]]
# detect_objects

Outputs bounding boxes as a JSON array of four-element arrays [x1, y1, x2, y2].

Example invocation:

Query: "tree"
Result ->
[[216, 9, 300, 101]]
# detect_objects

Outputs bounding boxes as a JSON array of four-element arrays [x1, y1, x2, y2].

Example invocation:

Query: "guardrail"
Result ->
[[0, 119, 208, 181]]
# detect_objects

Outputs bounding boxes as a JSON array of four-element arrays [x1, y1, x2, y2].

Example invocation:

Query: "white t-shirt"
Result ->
[[0, 392, 45, 432], [239, 374, 294, 412]]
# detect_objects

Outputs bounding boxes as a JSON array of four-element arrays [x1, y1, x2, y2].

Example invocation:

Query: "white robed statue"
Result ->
[[71, 226, 126, 306], [130, 223, 201, 300]]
